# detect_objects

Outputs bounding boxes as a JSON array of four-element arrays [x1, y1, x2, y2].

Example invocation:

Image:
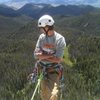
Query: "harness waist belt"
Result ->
[[39, 61, 58, 67]]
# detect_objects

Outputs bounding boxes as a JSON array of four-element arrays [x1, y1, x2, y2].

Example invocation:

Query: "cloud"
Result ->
[[0, 0, 9, 3], [0, 0, 99, 4], [92, 0, 100, 7]]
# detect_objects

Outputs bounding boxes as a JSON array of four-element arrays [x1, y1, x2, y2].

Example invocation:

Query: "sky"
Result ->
[[0, 0, 100, 8]]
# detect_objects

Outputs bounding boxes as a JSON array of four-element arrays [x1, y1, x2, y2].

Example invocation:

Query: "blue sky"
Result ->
[[0, 0, 100, 8]]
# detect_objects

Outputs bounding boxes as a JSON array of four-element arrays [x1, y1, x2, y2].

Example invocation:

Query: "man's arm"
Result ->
[[37, 54, 62, 63]]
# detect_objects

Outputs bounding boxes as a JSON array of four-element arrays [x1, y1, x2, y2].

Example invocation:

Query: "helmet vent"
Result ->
[[48, 20, 51, 22], [39, 23, 41, 25]]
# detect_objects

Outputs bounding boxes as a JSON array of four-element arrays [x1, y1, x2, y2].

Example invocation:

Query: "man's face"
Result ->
[[39, 26, 49, 34], [39, 26, 54, 36]]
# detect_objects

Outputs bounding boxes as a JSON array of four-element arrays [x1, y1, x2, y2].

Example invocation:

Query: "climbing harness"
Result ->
[[29, 60, 64, 100]]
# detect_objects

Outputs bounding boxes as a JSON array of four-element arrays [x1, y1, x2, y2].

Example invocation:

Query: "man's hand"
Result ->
[[46, 56, 62, 63]]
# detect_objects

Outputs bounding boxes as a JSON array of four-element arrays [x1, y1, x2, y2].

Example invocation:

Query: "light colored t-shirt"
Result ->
[[34, 31, 66, 63]]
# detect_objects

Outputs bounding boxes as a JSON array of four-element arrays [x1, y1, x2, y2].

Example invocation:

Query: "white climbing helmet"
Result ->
[[38, 15, 55, 27]]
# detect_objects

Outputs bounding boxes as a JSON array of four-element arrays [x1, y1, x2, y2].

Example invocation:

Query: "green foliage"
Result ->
[[63, 44, 76, 67], [0, 39, 35, 100]]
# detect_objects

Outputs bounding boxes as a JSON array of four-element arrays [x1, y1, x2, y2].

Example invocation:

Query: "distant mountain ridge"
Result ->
[[11, 11, 100, 40], [0, 3, 95, 18], [3, 0, 99, 7], [0, 4, 20, 17]]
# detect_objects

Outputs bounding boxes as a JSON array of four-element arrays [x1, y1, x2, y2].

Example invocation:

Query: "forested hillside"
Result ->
[[0, 11, 100, 100], [0, 15, 33, 34]]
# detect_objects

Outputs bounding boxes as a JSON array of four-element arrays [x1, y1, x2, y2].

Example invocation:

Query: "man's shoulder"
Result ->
[[54, 31, 65, 40], [55, 31, 66, 45]]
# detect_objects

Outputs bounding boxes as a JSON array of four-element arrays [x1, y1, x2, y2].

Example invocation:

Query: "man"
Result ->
[[34, 15, 66, 100]]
